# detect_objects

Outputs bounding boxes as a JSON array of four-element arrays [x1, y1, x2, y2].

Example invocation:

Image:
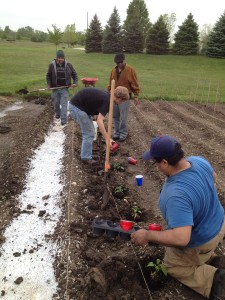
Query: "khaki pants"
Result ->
[[164, 219, 225, 298]]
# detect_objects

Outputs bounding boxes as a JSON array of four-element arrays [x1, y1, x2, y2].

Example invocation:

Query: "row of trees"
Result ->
[[0, 25, 85, 45], [85, 0, 225, 58], [1, 0, 225, 57]]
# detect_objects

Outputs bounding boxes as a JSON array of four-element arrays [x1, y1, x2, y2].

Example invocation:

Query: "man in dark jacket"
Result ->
[[46, 50, 78, 125]]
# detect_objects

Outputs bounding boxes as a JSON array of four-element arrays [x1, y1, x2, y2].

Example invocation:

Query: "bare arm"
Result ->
[[96, 113, 113, 146], [131, 226, 192, 247]]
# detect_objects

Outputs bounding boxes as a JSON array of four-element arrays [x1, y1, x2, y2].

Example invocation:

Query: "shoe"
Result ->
[[113, 136, 120, 141], [210, 269, 225, 299], [61, 122, 67, 126], [92, 154, 100, 160], [82, 159, 98, 166], [118, 138, 126, 142], [55, 115, 60, 119]]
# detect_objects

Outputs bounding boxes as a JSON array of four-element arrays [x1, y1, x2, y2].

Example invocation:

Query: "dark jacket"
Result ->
[[46, 60, 78, 87]]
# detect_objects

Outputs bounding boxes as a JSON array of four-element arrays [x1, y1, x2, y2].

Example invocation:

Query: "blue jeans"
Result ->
[[69, 103, 95, 160], [52, 88, 69, 124], [113, 100, 130, 139]]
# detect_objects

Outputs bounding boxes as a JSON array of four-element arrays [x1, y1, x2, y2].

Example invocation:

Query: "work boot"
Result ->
[[210, 269, 225, 299], [82, 159, 98, 166]]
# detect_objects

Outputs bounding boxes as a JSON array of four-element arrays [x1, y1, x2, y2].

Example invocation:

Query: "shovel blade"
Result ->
[[101, 187, 110, 210], [17, 89, 29, 95]]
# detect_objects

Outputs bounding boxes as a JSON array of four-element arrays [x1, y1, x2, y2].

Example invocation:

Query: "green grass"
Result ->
[[1, 40, 225, 103]]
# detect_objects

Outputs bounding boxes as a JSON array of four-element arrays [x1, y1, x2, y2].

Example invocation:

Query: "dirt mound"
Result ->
[[1, 98, 225, 299]]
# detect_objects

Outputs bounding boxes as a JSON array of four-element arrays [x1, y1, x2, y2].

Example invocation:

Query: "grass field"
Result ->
[[0, 40, 225, 103]]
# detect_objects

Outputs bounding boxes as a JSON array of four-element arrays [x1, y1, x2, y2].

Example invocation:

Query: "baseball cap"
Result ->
[[142, 135, 179, 160]]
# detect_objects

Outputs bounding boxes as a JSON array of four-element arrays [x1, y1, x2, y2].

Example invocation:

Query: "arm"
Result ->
[[69, 63, 78, 86], [129, 68, 140, 106], [96, 113, 114, 146], [107, 69, 115, 92], [46, 64, 53, 88], [131, 226, 192, 247]]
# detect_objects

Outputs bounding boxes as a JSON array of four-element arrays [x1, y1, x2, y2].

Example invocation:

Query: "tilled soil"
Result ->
[[0, 97, 225, 300]]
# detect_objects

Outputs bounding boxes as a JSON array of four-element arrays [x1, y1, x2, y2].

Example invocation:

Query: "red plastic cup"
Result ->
[[110, 142, 119, 152], [120, 220, 134, 231], [148, 223, 162, 231], [128, 157, 137, 165]]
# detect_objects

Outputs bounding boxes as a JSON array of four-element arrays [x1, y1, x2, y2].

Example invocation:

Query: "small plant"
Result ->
[[131, 206, 142, 220], [113, 185, 128, 199], [146, 259, 168, 279], [114, 185, 125, 194], [112, 162, 125, 172]]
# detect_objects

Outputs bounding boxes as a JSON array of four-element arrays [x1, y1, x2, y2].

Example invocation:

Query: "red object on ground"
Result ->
[[148, 223, 162, 231], [120, 220, 134, 231], [128, 157, 137, 165], [81, 77, 98, 87], [110, 142, 119, 152]]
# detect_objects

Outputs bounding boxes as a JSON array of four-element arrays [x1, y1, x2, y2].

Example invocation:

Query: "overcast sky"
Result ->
[[1, 0, 225, 32]]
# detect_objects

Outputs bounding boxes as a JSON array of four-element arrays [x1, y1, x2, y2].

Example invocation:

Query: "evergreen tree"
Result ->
[[206, 12, 225, 58], [146, 15, 170, 54], [85, 14, 103, 53], [173, 13, 199, 55], [102, 7, 122, 53], [123, 0, 150, 53]]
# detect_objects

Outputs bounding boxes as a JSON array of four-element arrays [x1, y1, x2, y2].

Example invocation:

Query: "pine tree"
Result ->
[[123, 0, 150, 53], [146, 15, 170, 54], [102, 7, 123, 53], [85, 14, 103, 53], [173, 13, 199, 55], [206, 12, 225, 58]]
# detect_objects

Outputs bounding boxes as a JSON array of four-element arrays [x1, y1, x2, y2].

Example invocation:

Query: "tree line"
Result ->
[[1, 0, 225, 58]]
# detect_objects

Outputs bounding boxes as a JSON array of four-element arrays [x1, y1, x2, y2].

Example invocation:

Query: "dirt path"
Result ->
[[0, 98, 225, 299]]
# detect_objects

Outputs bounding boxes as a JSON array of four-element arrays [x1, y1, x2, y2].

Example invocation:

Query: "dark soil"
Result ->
[[0, 96, 225, 300]]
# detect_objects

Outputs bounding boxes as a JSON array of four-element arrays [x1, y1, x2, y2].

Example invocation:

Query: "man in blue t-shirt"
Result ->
[[131, 135, 225, 299], [69, 86, 129, 165]]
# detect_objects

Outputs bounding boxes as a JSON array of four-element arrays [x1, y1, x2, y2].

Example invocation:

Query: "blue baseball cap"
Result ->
[[142, 135, 178, 160]]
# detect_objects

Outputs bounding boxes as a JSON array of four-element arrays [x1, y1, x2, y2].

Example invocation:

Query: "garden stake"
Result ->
[[101, 79, 115, 209]]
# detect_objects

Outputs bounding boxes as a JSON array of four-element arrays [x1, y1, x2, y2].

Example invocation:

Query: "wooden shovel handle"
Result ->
[[105, 79, 115, 172]]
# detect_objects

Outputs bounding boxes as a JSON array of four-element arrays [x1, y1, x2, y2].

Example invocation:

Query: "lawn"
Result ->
[[0, 40, 225, 103]]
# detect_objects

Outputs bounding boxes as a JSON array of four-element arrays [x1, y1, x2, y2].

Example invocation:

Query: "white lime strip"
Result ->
[[0, 121, 65, 300]]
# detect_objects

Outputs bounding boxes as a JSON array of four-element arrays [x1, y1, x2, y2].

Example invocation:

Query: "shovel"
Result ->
[[101, 79, 115, 209], [17, 85, 74, 95]]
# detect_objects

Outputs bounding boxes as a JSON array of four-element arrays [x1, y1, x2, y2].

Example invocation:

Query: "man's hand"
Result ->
[[131, 229, 149, 246], [71, 83, 78, 88], [110, 138, 115, 147]]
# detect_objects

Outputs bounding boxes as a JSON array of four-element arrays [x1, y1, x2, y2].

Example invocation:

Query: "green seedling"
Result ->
[[131, 206, 142, 220], [114, 185, 125, 194], [112, 162, 125, 171], [146, 259, 168, 279]]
